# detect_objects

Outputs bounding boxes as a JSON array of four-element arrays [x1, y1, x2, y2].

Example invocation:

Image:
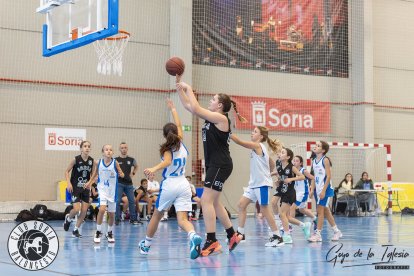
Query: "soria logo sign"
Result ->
[[233, 96, 330, 133], [45, 128, 86, 151]]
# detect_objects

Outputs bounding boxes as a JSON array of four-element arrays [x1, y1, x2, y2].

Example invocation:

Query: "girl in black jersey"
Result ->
[[63, 141, 96, 238], [272, 148, 305, 244], [176, 75, 246, 256]]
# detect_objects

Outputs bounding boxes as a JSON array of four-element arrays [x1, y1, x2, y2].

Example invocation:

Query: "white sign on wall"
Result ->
[[45, 128, 86, 151]]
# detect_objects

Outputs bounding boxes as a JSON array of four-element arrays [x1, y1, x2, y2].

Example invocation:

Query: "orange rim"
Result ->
[[103, 30, 130, 41]]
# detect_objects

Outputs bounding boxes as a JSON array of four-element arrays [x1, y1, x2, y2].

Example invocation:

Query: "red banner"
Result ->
[[233, 96, 330, 133]]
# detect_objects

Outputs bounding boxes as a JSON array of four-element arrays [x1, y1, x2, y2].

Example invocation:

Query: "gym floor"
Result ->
[[1, 215, 413, 275]]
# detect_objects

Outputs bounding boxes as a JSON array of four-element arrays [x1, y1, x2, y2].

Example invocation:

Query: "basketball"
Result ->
[[165, 57, 185, 76]]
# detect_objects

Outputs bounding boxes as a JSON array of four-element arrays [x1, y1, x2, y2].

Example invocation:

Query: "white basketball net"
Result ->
[[93, 31, 130, 76]]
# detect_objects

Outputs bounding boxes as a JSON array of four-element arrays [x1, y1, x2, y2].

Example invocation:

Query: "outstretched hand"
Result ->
[[176, 75, 190, 92], [144, 168, 155, 178], [166, 98, 175, 110]]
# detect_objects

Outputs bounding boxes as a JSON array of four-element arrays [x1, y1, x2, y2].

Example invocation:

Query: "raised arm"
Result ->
[[176, 75, 193, 113], [167, 99, 183, 139], [176, 78, 227, 125], [230, 133, 262, 153]]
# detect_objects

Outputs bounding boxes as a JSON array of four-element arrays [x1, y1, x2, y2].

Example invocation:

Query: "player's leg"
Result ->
[[287, 202, 312, 239], [279, 202, 293, 243], [236, 196, 251, 240], [63, 194, 81, 231], [308, 193, 325, 242], [105, 201, 116, 243], [238, 185, 255, 233], [139, 188, 165, 255], [271, 195, 281, 225], [174, 185, 203, 259], [72, 191, 90, 237], [258, 187, 284, 247], [214, 196, 242, 252], [324, 203, 342, 241], [94, 204, 107, 243]]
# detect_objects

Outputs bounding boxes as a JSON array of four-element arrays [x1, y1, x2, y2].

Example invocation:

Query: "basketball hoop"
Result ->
[[93, 30, 130, 76]]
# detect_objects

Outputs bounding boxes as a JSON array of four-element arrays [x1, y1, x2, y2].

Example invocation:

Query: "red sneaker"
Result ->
[[201, 240, 222, 257], [228, 232, 243, 252]]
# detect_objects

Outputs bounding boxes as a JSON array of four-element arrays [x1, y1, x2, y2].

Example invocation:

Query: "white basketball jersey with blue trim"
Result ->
[[294, 167, 309, 195], [248, 143, 273, 188], [97, 158, 118, 201], [312, 156, 334, 196], [162, 143, 188, 178]]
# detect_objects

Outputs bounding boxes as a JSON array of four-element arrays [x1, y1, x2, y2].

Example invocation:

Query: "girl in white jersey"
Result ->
[[231, 126, 284, 247], [290, 156, 317, 236], [92, 144, 124, 243], [308, 141, 342, 242], [139, 99, 202, 260]]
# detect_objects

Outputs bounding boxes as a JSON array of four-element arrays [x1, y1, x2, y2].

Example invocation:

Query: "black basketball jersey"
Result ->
[[275, 159, 295, 194], [70, 155, 94, 188], [202, 118, 232, 169], [115, 156, 136, 185]]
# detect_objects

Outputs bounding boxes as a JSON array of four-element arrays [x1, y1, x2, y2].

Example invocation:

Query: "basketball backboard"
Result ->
[[36, 0, 118, 57]]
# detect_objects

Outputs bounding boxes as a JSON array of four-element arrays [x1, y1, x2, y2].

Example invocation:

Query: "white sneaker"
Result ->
[[94, 231, 102, 243], [139, 240, 150, 255], [308, 232, 322, 242], [331, 230, 343, 241], [265, 235, 284, 247], [106, 231, 115, 243]]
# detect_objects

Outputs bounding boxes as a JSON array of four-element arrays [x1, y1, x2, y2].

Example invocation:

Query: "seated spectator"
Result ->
[[135, 178, 149, 218], [146, 174, 160, 220], [118, 194, 130, 222], [354, 172, 376, 213], [335, 173, 357, 214]]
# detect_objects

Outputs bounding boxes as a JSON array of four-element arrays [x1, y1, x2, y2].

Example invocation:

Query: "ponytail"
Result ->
[[256, 126, 283, 153], [266, 137, 283, 154], [160, 123, 181, 156], [230, 100, 247, 123], [218, 93, 247, 123]]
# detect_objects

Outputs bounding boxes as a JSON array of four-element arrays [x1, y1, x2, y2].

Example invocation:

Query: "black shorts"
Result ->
[[204, 166, 233, 192], [72, 187, 90, 204], [273, 185, 282, 196], [279, 189, 296, 206]]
